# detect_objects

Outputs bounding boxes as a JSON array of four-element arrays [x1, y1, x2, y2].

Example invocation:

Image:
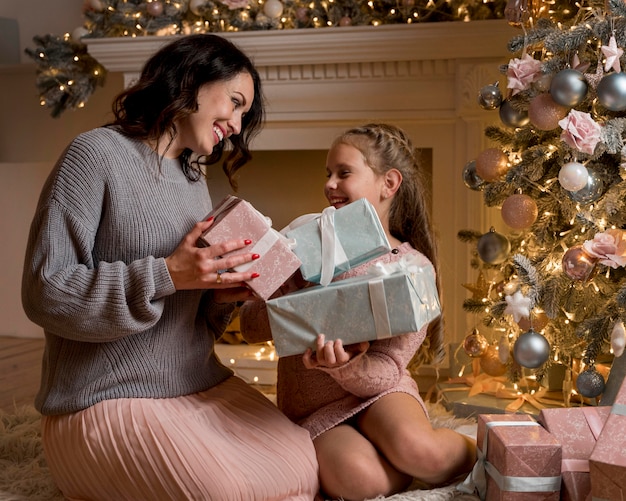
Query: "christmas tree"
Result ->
[[458, 0, 626, 404]]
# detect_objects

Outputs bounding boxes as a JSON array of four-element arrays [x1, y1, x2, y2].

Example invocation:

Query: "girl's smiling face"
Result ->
[[324, 143, 386, 212]]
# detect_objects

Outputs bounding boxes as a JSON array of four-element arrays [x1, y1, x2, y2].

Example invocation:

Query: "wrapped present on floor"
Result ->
[[435, 374, 567, 419], [282, 198, 391, 285], [538, 406, 611, 501], [266, 254, 440, 357], [198, 195, 301, 300], [458, 413, 562, 500], [589, 376, 626, 500]]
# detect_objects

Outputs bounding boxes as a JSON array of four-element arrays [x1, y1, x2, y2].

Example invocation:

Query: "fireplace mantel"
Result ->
[[86, 21, 516, 70], [86, 21, 518, 346]]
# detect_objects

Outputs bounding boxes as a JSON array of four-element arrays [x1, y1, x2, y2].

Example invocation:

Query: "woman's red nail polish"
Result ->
[[206, 216, 214, 222], [252, 254, 260, 260], [244, 239, 252, 245], [251, 273, 260, 278]]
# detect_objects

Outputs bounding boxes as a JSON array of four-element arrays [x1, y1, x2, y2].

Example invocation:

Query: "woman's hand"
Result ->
[[302, 333, 369, 369], [165, 218, 260, 291]]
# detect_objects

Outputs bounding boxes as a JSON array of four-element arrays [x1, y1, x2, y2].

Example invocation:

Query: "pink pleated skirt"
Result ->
[[41, 376, 319, 501]]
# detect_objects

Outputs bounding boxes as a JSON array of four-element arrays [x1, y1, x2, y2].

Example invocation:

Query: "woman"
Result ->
[[22, 34, 318, 501]]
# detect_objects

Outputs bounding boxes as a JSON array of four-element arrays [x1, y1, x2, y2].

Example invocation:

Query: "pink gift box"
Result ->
[[198, 196, 301, 300], [589, 378, 626, 501], [538, 406, 610, 501], [459, 413, 561, 500]]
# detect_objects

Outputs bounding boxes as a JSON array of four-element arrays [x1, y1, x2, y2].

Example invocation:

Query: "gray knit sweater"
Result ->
[[22, 127, 235, 416]]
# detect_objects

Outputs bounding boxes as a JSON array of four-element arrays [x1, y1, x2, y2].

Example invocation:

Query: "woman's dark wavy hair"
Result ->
[[110, 34, 264, 188]]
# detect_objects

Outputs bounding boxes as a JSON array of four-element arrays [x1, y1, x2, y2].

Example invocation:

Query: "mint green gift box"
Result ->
[[283, 198, 391, 285], [267, 256, 441, 357]]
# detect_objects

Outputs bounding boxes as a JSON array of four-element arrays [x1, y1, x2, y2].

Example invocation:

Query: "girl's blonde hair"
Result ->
[[331, 123, 445, 366]]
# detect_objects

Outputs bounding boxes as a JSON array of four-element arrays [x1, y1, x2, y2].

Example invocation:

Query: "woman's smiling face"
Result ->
[[170, 71, 254, 158]]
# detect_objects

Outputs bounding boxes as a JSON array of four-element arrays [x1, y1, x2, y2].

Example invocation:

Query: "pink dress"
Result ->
[[240, 242, 430, 440], [41, 377, 319, 501]]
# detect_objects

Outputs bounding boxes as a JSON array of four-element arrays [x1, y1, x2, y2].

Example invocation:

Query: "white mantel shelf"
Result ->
[[86, 20, 518, 72]]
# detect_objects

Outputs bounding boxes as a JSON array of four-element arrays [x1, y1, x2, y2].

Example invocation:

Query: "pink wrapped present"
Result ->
[[538, 407, 610, 501], [458, 413, 561, 500], [589, 378, 626, 501], [198, 196, 301, 300]]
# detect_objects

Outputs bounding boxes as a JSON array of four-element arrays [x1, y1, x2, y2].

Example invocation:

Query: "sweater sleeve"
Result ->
[[21, 131, 184, 342], [22, 199, 175, 341], [315, 326, 427, 398], [239, 299, 274, 344]]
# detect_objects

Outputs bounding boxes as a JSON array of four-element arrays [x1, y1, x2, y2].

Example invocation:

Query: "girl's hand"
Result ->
[[165, 218, 260, 291], [302, 333, 369, 369]]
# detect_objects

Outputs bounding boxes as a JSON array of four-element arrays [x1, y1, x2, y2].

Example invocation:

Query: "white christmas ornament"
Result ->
[[264, 0, 284, 18], [504, 291, 531, 323], [72, 26, 89, 40], [611, 321, 626, 357], [558, 161, 589, 192], [87, 0, 105, 11], [189, 0, 206, 15]]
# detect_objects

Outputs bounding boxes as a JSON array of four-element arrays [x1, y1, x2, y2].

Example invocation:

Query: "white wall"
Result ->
[[0, 0, 84, 64], [0, 163, 50, 337], [0, 0, 93, 337]]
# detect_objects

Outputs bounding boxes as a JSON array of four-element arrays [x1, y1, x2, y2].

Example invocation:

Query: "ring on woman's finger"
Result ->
[[216, 271, 223, 285]]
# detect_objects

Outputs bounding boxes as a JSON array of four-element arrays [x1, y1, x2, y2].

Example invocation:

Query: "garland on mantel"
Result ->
[[25, 0, 579, 117], [24, 0, 497, 117]]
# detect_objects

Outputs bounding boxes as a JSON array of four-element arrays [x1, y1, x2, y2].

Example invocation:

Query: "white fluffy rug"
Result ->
[[0, 402, 478, 501]]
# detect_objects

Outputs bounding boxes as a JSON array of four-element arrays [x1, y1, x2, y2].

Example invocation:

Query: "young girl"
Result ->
[[239, 123, 476, 500]]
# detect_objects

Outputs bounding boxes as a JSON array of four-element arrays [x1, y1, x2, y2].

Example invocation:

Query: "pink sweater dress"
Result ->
[[239, 242, 431, 440]]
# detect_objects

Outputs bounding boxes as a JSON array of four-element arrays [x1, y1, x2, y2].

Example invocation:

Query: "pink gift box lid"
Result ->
[[538, 406, 610, 459], [197, 195, 302, 299]]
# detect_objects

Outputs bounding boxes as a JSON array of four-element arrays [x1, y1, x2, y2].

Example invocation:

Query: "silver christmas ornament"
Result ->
[[567, 170, 604, 204], [477, 227, 511, 265], [550, 68, 588, 107], [499, 99, 529, 128], [513, 329, 550, 369], [478, 82, 502, 110], [576, 367, 605, 398], [597, 72, 626, 111], [462, 160, 485, 191]]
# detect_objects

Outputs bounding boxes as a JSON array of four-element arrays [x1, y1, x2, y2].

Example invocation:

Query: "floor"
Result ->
[[0, 336, 44, 411]]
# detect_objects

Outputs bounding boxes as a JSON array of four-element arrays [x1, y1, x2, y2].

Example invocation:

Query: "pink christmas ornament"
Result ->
[[147, 1, 164, 16], [501, 193, 538, 230], [562, 245, 597, 281], [463, 329, 489, 358], [475, 148, 509, 182], [528, 93, 568, 131], [601, 34, 623, 73]]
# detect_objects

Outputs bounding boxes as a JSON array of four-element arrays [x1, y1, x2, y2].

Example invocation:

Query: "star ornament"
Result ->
[[504, 291, 531, 323], [601, 35, 623, 73], [462, 271, 490, 300]]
